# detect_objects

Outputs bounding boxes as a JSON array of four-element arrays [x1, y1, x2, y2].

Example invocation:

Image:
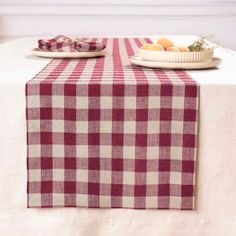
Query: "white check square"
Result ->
[[100, 146, 112, 158], [53, 194, 65, 206], [76, 121, 88, 133], [100, 170, 112, 184], [76, 169, 88, 182], [123, 146, 135, 159], [53, 145, 64, 158], [29, 144, 41, 158], [77, 194, 88, 207], [171, 121, 183, 134], [170, 172, 182, 185], [147, 146, 159, 159], [172, 97, 184, 109], [100, 121, 112, 133], [123, 196, 134, 208], [28, 194, 41, 207], [169, 196, 182, 209], [147, 121, 159, 134], [171, 147, 183, 160], [146, 171, 159, 184], [124, 97, 136, 109], [145, 196, 158, 208], [76, 97, 88, 109], [28, 96, 40, 108], [100, 97, 112, 109], [123, 171, 135, 185], [28, 120, 40, 132], [53, 169, 65, 181], [29, 169, 41, 182], [100, 196, 111, 208], [148, 96, 160, 109], [124, 121, 136, 134], [52, 96, 64, 108], [76, 145, 89, 157], [52, 120, 64, 133]]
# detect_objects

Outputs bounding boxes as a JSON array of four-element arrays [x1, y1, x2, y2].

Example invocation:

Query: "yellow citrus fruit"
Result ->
[[142, 43, 165, 51], [143, 43, 165, 51]]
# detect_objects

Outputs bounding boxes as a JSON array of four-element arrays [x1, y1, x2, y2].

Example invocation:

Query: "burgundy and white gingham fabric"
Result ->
[[26, 38, 199, 210], [38, 35, 76, 52], [38, 35, 106, 52], [74, 41, 106, 52]]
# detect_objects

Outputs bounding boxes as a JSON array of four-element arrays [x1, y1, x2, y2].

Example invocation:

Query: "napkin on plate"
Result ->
[[38, 35, 76, 52], [38, 35, 106, 52]]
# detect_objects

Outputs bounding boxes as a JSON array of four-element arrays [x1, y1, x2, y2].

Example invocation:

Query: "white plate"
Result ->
[[32, 48, 108, 58], [130, 55, 222, 70]]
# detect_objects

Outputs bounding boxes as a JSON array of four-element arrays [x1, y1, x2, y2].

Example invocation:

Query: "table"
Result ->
[[0, 36, 236, 236]]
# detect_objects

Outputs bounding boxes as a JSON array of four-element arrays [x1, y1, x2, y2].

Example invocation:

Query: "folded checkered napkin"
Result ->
[[38, 35, 72, 46], [75, 41, 106, 52], [38, 35, 106, 52], [38, 35, 76, 52]]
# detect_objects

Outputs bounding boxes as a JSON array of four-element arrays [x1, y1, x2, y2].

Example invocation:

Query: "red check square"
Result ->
[[160, 108, 172, 121], [113, 84, 125, 96], [64, 181, 76, 194], [112, 158, 123, 171], [161, 84, 172, 96], [63, 133, 76, 145], [88, 133, 100, 145], [159, 133, 171, 147], [64, 108, 76, 120], [41, 157, 53, 169], [65, 158, 77, 169], [111, 184, 123, 196], [64, 84, 76, 96], [158, 184, 170, 196], [112, 134, 123, 146], [135, 160, 147, 172], [112, 109, 124, 121], [40, 132, 53, 145], [135, 185, 146, 197], [41, 181, 53, 194], [183, 134, 195, 147], [40, 84, 52, 95], [40, 108, 52, 120], [89, 158, 100, 170], [88, 183, 100, 195], [158, 160, 171, 172]]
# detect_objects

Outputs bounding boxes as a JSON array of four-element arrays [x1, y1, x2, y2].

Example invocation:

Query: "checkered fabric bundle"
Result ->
[[38, 35, 106, 52], [75, 41, 106, 52], [26, 38, 199, 210]]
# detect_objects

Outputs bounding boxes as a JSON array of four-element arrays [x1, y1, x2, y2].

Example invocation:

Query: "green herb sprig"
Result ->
[[188, 36, 213, 52]]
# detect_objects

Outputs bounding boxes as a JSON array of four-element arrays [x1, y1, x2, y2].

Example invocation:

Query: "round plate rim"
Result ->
[[31, 48, 108, 58], [130, 55, 222, 69]]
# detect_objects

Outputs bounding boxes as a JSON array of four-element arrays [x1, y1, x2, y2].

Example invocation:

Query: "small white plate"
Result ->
[[32, 48, 108, 59], [130, 55, 222, 70]]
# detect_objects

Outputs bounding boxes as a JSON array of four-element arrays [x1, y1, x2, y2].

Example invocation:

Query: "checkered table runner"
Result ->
[[26, 38, 199, 209]]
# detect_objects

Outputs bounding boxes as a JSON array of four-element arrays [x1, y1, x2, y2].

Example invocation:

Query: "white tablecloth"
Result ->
[[0, 36, 236, 236]]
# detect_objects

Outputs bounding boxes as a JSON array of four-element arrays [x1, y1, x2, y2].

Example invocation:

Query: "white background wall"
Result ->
[[0, 0, 236, 49]]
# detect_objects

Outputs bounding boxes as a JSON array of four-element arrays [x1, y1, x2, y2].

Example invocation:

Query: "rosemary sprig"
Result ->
[[188, 36, 213, 52]]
